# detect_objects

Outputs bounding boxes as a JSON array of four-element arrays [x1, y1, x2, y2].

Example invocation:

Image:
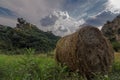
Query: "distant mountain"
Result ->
[[0, 18, 60, 54]]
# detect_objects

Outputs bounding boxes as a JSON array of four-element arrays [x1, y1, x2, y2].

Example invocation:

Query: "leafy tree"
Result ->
[[0, 18, 60, 54]]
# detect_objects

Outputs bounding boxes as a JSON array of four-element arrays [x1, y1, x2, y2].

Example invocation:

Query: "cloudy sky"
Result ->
[[0, 0, 120, 36]]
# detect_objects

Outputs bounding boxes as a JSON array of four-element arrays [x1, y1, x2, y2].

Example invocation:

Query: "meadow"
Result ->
[[0, 50, 120, 80]]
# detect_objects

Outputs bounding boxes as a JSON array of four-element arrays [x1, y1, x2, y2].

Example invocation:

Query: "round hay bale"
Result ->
[[55, 26, 114, 79]]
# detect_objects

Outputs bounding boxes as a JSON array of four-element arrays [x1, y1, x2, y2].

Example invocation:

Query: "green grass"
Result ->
[[0, 51, 120, 80], [0, 54, 55, 69]]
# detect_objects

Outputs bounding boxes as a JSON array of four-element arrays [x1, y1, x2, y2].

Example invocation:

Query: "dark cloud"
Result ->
[[40, 15, 58, 26], [62, 0, 108, 18], [86, 11, 119, 26]]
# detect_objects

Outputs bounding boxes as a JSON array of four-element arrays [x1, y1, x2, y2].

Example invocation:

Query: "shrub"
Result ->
[[9, 48, 42, 80], [112, 41, 120, 52]]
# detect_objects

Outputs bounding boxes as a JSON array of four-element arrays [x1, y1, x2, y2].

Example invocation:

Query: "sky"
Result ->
[[0, 0, 120, 36]]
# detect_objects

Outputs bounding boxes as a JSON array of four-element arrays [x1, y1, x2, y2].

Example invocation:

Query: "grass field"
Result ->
[[114, 53, 120, 62], [0, 52, 120, 80]]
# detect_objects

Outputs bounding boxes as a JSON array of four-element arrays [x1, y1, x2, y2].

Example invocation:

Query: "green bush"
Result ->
[[10, 48, 42, 80], [109, 62, 120, 80], [112, 41, 120, 52]]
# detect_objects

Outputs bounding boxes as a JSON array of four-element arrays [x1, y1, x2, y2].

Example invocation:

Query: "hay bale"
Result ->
[[55, 26, 114, 79]]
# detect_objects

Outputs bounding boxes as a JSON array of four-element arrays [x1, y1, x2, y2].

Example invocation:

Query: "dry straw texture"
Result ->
[[55, 26, 114, 79]]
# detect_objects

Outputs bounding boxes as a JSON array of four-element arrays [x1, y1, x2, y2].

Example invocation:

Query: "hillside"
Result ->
[[102, 15, 120, 51], [102, 15, 120, 41], [0, 18, 60, 54]]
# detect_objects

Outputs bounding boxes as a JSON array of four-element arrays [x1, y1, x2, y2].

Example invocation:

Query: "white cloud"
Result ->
[[41, 10, 85, 36], [98, 26, 103, 30], [106, 0, 120, 13], [109, 0, 120, 9]]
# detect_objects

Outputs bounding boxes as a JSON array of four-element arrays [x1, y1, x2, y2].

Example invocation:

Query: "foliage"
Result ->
[[11, 48, 42, 80], [101, 15, 120, 52], [0, 19, 60, 54], [111, 41, 120, 52]]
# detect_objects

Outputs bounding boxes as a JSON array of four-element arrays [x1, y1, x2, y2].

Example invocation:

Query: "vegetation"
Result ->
[[0, 18, 60, 54], [0, 49, 120, 80], [101, 15, 120, 52], [111, 41, 120, 52], [0, 18, 120, 80]]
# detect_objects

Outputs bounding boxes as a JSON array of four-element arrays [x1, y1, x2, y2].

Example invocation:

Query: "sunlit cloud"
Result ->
[[107, 0, 120, 13], [109, 0, 120, 9]]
